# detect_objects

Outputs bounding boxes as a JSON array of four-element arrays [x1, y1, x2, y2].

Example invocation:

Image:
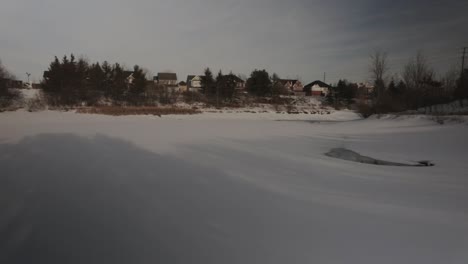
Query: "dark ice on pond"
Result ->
[[325, 148, 435, 167]]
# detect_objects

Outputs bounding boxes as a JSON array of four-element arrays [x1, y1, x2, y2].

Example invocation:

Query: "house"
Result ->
[[356, 82, 375, 99], [178, 81, 187, 92], [231, 75, 246, 90], [304, 81, 331, 97], [155, 73, 178, 89], [278, 79, 304, 95], [357, 82, 374, 93], [187, 75, 205, 92], [124, 71, 135, 84]]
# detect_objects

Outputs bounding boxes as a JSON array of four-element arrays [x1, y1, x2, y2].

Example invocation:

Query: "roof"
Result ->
[[124, 71, 134, 78], [187, 75, 204, 81], [158, 72, 177, 81], [304, 80, 331, 89], [187, 75, 197, 82], [278, 79, 299, 85], [231, 75, 245, 83]]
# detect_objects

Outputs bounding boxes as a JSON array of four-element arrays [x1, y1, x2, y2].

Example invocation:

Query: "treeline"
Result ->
[[41, 55, 291, 107], [245, 70, 290, 97], [199, 68, 239, 104], [326, 80, 357, 107], [362, 50, 468, 116], [187, 68, 289, 106], [42, 54, 148, 106], [0, 59, 20, 107]]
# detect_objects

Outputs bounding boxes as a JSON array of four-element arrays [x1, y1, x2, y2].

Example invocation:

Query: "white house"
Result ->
[[187, 75, 204, 92]]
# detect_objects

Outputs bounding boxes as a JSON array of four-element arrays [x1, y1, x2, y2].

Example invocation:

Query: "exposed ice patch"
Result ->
[[325, 148, 434, 167]]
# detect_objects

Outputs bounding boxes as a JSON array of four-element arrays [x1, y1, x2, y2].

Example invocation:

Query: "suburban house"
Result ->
[[124, 71, 135, 84], [232, 75, 246, 90], [356, 82, 375, 99], [155, 73, 178, 90], [178, 81, 187, 92], [187, 75, 205, 92], [278, 79, 304, 95], [304, 81, 331, 96]]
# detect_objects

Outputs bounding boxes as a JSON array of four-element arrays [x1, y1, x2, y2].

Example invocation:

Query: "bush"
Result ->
[[0, 89, 21, 109], [182, 91, 205, 104], [356, 102, 374, 118], [26, 92, 47, 112]]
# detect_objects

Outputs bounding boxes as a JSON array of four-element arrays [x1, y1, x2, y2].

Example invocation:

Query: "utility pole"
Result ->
[[461, 47, 466, 87]]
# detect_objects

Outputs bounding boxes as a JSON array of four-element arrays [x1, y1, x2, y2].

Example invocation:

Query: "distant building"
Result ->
[[304, 81, 331, 96], [155, 73, 178, 89], [178, 81, 187, 92], [231, 75, 246, 90], [187, 75, 204, 92], [356, 82, 375, 99], [124, 71, 135, 84], [357, 82, 374, 93], [278, 79, 304, 95]]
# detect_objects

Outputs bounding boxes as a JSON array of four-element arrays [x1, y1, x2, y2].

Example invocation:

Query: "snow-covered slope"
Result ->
[[0, 111, 467, 264]]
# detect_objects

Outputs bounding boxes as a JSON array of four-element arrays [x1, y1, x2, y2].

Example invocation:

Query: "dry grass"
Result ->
[[77, 106, 201, 116]]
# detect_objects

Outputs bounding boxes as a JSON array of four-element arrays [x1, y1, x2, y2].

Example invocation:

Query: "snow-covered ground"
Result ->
[[1, 110, 467, 264], [404, 99, 468, 115]]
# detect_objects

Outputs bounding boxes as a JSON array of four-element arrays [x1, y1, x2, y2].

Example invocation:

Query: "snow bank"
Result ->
[[404, 99, 468, 115]]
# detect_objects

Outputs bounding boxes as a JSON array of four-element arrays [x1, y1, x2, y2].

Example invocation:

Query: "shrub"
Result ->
[[26, 92, 47, 112]]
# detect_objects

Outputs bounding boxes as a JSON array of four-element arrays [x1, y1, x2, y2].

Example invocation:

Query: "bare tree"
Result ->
[[402, 51, 434, 90], [369, 50, 389, 99], [441, 66, 459, 93]]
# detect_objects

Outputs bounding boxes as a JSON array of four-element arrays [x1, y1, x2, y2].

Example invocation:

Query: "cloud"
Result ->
[[0, 0, 467, 84]]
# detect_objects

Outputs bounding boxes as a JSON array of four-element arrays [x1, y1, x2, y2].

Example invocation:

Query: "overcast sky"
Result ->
[[1, 0, 467, 84]]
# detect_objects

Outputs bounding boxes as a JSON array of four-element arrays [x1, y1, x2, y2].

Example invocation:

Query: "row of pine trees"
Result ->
[[42, 55, 147, 106]]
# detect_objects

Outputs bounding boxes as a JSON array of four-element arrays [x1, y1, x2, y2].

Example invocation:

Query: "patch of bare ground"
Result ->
[[76, 106, 201, 116]]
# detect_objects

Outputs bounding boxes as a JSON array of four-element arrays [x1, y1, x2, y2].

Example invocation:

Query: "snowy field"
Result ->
[[1, 110, 468, 264]]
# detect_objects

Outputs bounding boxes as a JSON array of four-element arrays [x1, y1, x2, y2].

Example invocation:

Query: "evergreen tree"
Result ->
[[101, 61, 113, 98], [388, 80, 397, 96], [215, 70, 224, 105], [128, 65, 147, 105], [246, 69, 272, 96], [110, 63, 128, 104], [396, 80, 407, 94], [203, 68, 215, 97], [220, 73, 237, 100], [87, 62, 105, 104]]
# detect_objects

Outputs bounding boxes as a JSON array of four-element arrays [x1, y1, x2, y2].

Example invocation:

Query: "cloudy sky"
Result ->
[[1, 0, 467, 84]]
